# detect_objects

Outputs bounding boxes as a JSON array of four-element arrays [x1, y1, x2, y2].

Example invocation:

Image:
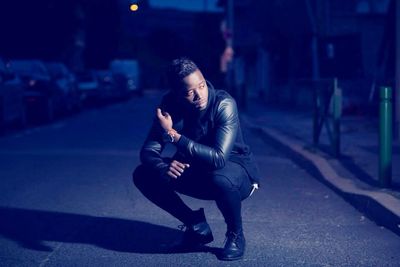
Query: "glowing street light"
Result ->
[[130, 4, 139, 12]]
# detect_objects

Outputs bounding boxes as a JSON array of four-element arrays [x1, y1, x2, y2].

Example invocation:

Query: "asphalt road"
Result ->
[[0, 92, 399, 266]]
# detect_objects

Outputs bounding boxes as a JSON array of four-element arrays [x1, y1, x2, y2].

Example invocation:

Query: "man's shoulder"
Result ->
[[212, 90, 238, 121], [215, 89, 233, 99], [214, 89, 236, 106]]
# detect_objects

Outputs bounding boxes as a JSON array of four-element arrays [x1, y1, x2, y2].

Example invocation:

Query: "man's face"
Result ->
[[180, 69, 208, 111]]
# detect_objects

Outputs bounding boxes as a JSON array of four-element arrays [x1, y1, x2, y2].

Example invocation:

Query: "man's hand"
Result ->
[[156, 108, 173, 131], [167, 160, 190, 179]]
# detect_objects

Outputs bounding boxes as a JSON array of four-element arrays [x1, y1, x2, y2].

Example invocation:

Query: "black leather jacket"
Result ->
[[140, 85, 260, 184]]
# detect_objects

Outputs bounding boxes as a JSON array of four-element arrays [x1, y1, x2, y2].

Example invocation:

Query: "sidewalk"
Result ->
[[242, 98, 400, 236]]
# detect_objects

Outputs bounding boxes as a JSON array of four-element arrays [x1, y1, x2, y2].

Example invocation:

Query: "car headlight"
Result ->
[[29, 80, 37, 87]]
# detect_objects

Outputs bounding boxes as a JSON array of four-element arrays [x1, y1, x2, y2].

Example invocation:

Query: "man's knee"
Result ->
[[132, 164, 149, 188], [209, 164, 246, 192], [132, 164, 168, 189], [210, 174, 236, 192]]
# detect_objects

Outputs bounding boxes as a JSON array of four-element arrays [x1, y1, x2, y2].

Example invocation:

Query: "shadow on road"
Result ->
[[0, 207, 219, 255]]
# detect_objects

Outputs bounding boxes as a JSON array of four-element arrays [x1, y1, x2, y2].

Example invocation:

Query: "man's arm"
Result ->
[[139, 118, 170, 175], [140, 94, 187, 178], [175, 97, 239, 169]]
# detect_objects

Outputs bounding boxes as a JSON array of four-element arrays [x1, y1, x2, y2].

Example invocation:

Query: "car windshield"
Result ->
[[11, 61, 48, 77], [77, 72, 95, 82], [46, 64, 68, 78]]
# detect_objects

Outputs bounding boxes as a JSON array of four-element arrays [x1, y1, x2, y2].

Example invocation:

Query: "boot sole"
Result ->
[[218, 253, 244, 261]]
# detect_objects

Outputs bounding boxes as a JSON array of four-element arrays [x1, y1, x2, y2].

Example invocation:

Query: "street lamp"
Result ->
[[130, 4, 139, 12]]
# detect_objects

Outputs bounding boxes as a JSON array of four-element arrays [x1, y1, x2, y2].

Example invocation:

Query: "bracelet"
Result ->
[[167, 129, 177, 137], [166, 129, 178, 142]]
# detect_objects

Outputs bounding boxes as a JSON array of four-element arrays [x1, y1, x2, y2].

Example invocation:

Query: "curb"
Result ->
[[242, 116, 400, 236]]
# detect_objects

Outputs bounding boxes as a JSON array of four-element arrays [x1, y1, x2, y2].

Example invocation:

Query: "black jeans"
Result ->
[[133, 160, 253, 233]]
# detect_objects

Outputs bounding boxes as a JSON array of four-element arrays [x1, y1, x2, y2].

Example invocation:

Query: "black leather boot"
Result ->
[[180, 208, 214, 247], [219, 230, 245, 261]]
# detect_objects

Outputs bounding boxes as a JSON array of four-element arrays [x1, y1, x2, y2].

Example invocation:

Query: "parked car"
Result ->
[[45, 62, 81, 112], [95, 69, 125, 101], [0, 58, 26, 132], [76, 70, 100, 105], [10, 59, 66, 122], [110, 59, 141, 96]]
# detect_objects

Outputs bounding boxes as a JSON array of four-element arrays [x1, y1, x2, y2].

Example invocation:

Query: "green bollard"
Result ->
[[379, 86, 392, 187]]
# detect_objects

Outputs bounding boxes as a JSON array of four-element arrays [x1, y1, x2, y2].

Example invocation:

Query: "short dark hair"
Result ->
[[167, 57, 198, 91]]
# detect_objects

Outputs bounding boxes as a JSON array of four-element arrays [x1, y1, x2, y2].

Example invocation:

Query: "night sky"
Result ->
[[0, 0, 222, 68], [0, 1, 127, 68]]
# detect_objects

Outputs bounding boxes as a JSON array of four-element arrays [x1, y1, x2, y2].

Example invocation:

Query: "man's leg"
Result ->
[[209, 161, 252, 260], [133, 164, 195, 225], [132, 164, 213, 245], [172, 161, 252, 234], [210, 161, 252, 232]]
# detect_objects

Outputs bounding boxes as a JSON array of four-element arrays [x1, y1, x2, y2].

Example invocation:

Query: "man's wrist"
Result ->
[[167, 129, 177, 139], [163, 128, 179, 143]]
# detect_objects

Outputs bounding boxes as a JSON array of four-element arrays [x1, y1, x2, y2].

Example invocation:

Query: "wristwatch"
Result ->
[[162, 129, 177, 143]]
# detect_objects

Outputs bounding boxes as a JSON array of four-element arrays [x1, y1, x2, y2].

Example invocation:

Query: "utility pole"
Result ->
[[305, 0, 320, 81], [227, 0, 234, 48], [226, 0, 235, 97]]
